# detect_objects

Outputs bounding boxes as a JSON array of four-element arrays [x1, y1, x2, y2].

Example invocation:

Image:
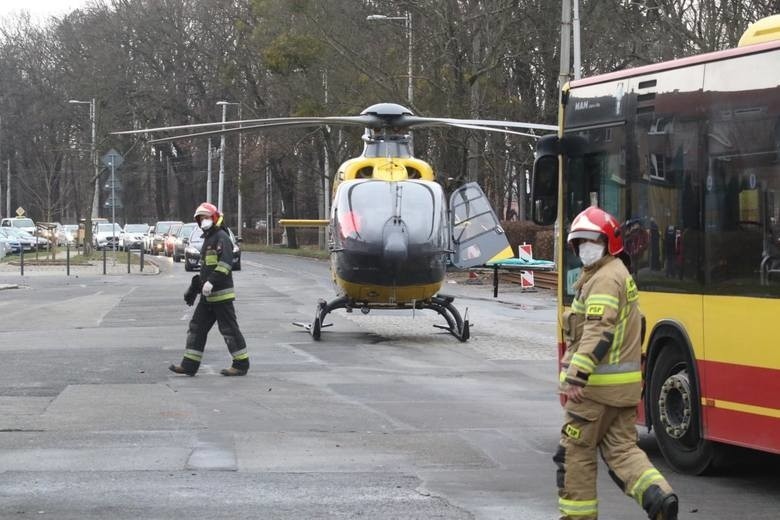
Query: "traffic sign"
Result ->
[[101, 149, 124, 168]]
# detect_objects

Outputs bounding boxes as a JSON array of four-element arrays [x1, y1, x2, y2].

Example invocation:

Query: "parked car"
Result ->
[[184, 226, 241, 272], [142, 226, 155, 254], [121, 223, 149, 251], [58, 224, 79, 246], [93, 222, 122, 250], [172, 222, 198, 263], [150, 220, 183, 255], [77, 217, 108, 247], [0, 229, 21, 255], [2, 227, 36, 251], [1, 216, 36, 235]]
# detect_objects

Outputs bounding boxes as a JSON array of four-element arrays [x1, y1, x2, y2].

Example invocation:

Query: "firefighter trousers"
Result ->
[[179, 300, 249, 374], [554, 399, 673, 520]]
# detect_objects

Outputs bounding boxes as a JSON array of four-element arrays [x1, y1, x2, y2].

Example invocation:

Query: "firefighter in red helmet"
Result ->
[[554, 206, 678, 520], [170, 202, 249, 377]]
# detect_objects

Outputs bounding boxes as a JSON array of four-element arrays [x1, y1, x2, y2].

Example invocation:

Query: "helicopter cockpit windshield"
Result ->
[[333, 179, 448, 253]]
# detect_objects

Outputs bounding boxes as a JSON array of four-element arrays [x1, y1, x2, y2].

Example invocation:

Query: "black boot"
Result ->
[[168, 364, 196, 376], [220, 367, 247, 376]]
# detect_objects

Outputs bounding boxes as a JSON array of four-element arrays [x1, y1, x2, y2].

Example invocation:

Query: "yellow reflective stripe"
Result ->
[[593, 361, 640, 374], [585, 294, 619, 310], [625, 276, 639, 302], [215, 265, 230, 275], [183, 351, 202, 361], [630, 468, 663, 503], [572, 299, 586, 313], [217, 261, 232, 272], [571, 352, 596, 373], [559, 497, 598, 516], [205, 252, 218, 266], [231, 348, 248, 360], [588, 371, 641, 386], [206, 291, 235, 303], [559, 370, 567, 383], [609, 307, 628, 364]]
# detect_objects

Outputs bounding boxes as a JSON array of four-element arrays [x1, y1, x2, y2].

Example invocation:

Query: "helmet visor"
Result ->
[[567, 230, 604, 244]]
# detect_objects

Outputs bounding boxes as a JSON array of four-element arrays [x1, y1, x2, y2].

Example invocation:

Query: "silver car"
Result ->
[[121, 224, 149, 251]]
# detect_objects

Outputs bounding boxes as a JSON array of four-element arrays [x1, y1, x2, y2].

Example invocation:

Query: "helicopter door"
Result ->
[[449, 182, 512, 269]]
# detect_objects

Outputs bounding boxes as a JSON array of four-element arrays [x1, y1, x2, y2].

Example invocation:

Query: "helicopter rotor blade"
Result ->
[[112, 115, 379, 136], [144, 120, 355, 144], [442, 122, 547, 139], [402, 116, 558, 132]]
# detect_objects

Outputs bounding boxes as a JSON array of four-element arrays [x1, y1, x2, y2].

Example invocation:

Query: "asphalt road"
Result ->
[[0, 252, 778, 519]]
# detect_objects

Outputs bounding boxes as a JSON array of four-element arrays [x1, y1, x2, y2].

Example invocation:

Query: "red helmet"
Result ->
[[567, 206, 623, 256], [194, 202, 220, 222]]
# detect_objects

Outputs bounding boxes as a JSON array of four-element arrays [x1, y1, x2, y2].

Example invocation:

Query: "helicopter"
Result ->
[[114, 103, 556, 341]]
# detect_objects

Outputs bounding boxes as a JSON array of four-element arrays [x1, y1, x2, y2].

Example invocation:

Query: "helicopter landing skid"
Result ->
[[427, 294, 470, 342], [291, 296, 349, 340], [294, 294, 469, 342]]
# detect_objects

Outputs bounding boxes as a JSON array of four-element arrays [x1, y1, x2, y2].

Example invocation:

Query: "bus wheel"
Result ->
[[650, 345, 714, 475]]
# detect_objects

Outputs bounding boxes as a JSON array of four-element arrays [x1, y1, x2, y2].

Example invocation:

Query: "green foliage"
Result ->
[[263, 33, 322, 75], [501, 220, 555, 261]]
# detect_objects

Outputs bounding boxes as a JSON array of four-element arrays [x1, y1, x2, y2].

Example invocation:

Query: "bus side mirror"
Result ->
[[531, 154, 558, 226]]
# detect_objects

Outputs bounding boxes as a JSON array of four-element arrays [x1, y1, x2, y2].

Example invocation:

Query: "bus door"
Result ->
[[698, 51, 780, 451]]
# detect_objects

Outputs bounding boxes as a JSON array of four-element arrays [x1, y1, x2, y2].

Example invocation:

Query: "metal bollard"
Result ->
[[20, 246, 24, 276], [140, 248, 144, 272], [127, 249, 131, 274], [66, 242, 70, 276], [103, 249, 107, 275]]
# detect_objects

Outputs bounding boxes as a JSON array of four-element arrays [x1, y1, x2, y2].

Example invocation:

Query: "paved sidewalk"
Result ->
[[0, 250, 160, 278]]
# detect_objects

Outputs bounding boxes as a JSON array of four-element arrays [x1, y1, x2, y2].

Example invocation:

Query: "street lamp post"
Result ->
[[216, 101, 228, 211], [366, 11, 413, 106], [69, 98, 99, 219], [215, 101, 242, 235]]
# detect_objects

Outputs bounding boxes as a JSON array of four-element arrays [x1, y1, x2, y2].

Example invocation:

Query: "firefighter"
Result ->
[[169, 202, 249, 377], [554, 206, 678, 520]]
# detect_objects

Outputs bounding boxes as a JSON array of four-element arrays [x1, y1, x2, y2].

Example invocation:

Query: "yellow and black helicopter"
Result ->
[[115, 103, 555, 340]]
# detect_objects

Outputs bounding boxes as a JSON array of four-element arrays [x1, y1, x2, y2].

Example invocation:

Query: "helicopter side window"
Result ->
[[356, 167, 373, 179], [406, 166, 422, 179]]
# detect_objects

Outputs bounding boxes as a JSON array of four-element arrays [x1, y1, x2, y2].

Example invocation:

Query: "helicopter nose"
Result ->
[[382, 229, 408, 265]]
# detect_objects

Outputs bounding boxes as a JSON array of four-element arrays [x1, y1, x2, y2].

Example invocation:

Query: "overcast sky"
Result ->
[[0, 0, 90, 19]]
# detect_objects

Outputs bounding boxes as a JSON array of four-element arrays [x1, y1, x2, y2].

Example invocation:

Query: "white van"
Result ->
[[1, 216, 36, 235]]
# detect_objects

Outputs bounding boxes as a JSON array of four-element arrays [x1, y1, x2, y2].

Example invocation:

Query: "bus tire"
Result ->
[[649, 344, 714, 475]]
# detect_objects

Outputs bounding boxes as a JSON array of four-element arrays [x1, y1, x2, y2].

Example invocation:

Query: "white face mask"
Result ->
[[199, 218, 213, 230], [579, 242, 605, 267]]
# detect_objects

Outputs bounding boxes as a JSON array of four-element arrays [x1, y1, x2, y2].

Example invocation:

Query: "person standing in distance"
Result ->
[[169, 202, 249, 377], [554, 206, 678, 520]]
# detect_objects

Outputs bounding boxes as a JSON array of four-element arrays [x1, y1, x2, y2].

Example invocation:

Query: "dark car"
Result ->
[[184, 226, 241, 272]]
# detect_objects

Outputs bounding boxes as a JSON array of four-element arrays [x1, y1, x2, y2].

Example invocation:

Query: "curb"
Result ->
[[0, 284, 19, 290]]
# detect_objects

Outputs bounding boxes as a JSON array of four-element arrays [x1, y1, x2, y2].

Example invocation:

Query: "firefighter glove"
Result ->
[[202, 281, 213, 297], [184, 289, 197, 306], [184, 275, 202, 306]]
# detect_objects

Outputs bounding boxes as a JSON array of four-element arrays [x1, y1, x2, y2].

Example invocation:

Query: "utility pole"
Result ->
[[237, 105, 243, 238], [572, 0, 582, 80], [207, 137, 213, 203], [217, 102, 227, 211], [559, 0, 572, 89]]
